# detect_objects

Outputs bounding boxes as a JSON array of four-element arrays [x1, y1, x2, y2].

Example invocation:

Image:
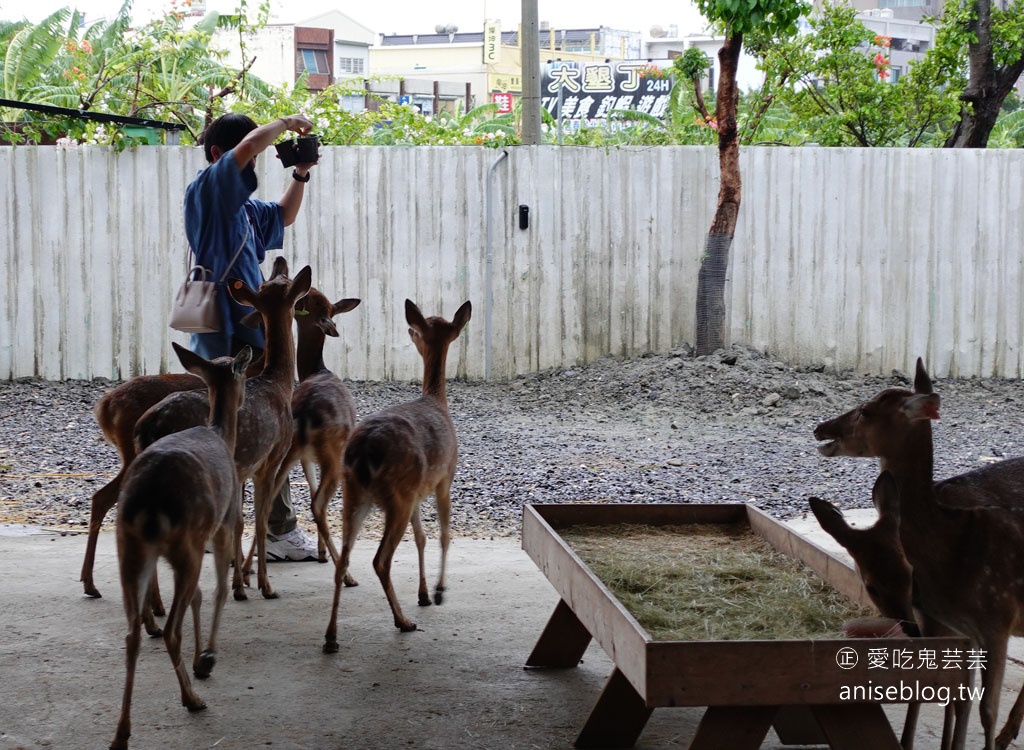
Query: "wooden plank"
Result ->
[[525, 599, 593, 668], [745, 504, 871, 607], [574, 668, 653, 749], [521, 505, 649, 695], [645, 638, 971, 707], [811, 703, 901, 750], [688, 706, 776, 750], [528, 502, 748, 531]]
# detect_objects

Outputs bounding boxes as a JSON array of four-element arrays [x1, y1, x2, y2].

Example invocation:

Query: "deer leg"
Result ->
[[900, 702, 919, 749], [253, 470, 277, 600], [110, 542, 151, 750], [995, 678, 1024, 749], [310, 456, 339, 565], [374, 503, 417, 632], [196, 525, 232, 679], [231, 511, 247, 601], [164, 556, 206, 712], [323, 494, 372, 654], [433, 481, 452, 606], [979, 639, 1008, 750], [82, 473, 122, 598], [411, 506, 430, 607]]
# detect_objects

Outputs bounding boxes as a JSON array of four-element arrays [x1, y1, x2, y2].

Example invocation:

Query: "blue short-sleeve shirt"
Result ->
[[183, 150, 284, 354]]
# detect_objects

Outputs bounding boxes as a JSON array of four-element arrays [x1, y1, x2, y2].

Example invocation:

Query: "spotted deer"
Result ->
[[810, 471, 965, 750], [324, 299, 471, 650], [135, 258, 311, 600], [815, 358, 1024, 750], [82, 358, 262, 608], [110, 343, 250, 750], [269, 287, 360, 567]]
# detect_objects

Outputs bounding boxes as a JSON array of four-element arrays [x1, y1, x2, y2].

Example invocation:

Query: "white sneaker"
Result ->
[[266, 527, 318, 562]]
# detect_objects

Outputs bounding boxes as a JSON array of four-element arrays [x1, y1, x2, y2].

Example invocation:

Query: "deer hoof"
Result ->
[[194, 651, 216, 679], [433, 588, 445, 606], [418, 592, 433, 607], [185, 697, 207, 713], [398, 621, 417, 633], [343, 574, 358, 587], [83, 584, 102, 599], [261, 588, 279, 600], [144, 624, 163, 638], [151, 602, 166, 618], [323, 640, 339, 654], [233, 587, 248, 602]]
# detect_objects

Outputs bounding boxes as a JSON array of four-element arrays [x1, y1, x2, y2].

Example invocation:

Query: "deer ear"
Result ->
[[332, 298, 360, 315], [452, 300, 472, 331], [902, 393, 940, 421], [172, 341, 207, 376], [808, 497, 854, 546], [239, 309, 262, 329], [405, 299, 427, 329], [233, 346, 253, 376], [288, 265, 312, 304], [228, 278, 258, 308], [318, 317, 340, 337], [914, 358, 933, 395]]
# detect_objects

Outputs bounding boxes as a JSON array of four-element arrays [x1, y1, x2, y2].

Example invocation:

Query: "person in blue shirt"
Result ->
[[184, 112, 319, 561]]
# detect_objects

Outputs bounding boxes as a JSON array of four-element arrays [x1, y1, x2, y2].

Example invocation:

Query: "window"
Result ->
[[300, 49, 330, 75], [338, 57, 365, 75]]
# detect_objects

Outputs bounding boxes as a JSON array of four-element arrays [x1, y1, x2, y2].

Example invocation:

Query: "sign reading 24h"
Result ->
[[541, 61, 673, 129]]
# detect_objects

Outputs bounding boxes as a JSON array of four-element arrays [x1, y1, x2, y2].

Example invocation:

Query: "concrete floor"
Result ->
[[0, 519, 1018, 750]]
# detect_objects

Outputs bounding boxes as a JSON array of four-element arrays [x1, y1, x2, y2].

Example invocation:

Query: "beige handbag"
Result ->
[[169, 220, 248, 334]]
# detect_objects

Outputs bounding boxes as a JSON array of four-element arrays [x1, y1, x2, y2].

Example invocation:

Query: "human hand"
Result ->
[[279, 114, 314, 135]]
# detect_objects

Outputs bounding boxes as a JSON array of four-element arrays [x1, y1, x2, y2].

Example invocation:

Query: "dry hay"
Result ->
[[560, 523, 872, 642]]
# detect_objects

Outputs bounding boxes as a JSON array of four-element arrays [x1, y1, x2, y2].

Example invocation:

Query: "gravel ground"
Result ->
[[3, 344, 1024, 540]]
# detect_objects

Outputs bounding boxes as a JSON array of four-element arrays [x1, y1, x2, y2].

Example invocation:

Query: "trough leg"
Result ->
[[811, 703, 902, 750], [525, 599, 592, 668], [574, 667, 653, 749], [688, 706, 777, 750]]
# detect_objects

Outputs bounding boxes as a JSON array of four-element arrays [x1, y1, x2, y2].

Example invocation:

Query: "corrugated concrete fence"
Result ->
[[1, 145, 1022, 382]]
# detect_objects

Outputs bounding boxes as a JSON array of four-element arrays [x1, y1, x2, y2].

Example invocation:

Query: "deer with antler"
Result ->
[[815, 358, 1024, 750], [810, 472, 966, 750], [110, 343, 251, 750], [323, 299, 471, 650], [135, 258, 311, 600], [268, 287, 360, 568]]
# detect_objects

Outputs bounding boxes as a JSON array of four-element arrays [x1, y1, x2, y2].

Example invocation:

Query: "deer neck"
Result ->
[[421, 345, 451, 410], [208, 388, 241, 454], [260, 313, 297, 387], [295, 327, 327, 382]]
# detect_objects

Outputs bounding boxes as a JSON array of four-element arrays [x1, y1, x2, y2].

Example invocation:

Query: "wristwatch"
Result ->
[[292, 170, 310, 183]]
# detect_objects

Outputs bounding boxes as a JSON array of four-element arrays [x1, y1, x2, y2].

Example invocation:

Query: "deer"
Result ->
[[810, 472, 965, 750], [323, 299, 471, 651], [134, 257, 311, 600], [267, 287, 360, 567], [110, 342, 251, 750], [81, 357, 262, 608], [814, 358, 1024, 750]]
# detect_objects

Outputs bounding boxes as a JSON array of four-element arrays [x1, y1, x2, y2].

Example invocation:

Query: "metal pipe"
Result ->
[[485, 148, 510, 380]]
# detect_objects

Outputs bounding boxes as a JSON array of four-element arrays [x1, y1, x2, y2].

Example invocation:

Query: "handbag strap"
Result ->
[[187, 211, 251, 283]]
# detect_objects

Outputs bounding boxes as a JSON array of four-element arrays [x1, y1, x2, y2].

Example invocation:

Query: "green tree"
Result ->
[[943, 0, 1024, 146], [693, 0, 807, 355]]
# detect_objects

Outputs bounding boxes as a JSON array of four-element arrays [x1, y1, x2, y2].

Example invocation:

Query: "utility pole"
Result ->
[[520, 0, 541, 145]]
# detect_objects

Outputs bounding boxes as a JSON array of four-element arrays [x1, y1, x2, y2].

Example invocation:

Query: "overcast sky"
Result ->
[[6, 0, 709, 37]]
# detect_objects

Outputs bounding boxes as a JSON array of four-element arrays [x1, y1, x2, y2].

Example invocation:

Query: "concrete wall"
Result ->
[[1, 145, 1022, 382]]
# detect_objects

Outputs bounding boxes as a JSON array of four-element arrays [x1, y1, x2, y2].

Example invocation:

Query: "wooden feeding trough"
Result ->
[[522, 503, 972, 749]]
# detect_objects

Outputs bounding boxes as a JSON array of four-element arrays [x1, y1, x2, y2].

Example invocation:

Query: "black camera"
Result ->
[[275, 133, 320, 168]]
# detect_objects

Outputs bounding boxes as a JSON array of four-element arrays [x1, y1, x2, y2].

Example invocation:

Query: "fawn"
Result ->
[[110, 343, 250, 750], [815, 358, 1024, 750], [324, 299, 471, 650], [810, 472, 965, 750], [268, 288, 360, 565], [135, 258, 312, 599]]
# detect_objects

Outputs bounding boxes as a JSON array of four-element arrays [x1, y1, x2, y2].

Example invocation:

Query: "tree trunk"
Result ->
[[945, 0, 1024, 147], [695, 31, 743, 355]]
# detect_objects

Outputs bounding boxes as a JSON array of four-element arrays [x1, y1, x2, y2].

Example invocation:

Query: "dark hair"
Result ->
[[199, 113, 258, 163]]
